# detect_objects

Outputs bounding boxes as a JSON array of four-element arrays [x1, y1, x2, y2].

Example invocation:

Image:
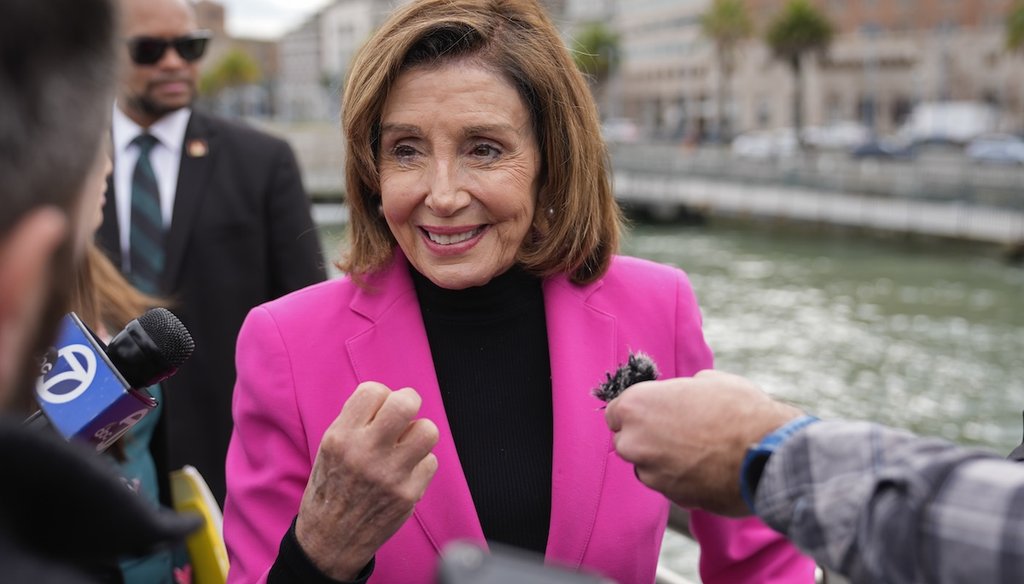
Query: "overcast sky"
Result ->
[[216, 0, 332, 39]]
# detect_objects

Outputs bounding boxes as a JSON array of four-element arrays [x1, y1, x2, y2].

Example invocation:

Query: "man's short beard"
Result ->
[[130, 89, 194, 120]]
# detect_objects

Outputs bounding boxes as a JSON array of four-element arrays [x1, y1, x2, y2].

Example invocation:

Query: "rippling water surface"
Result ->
[[626, 224, 1024, 450], [620, 224, 1023, 581], [319, 219, 1024, 581]]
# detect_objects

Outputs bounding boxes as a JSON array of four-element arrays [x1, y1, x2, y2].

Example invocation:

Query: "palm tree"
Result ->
[[200, 49, 264, 116], [200, 50, 262, 95], [1009, 0, 1024, 125], [701, 0, 753, 143], [1009, 0, 1024, 51], [766, 0, 834, 150], [571, 22, 620, 114]]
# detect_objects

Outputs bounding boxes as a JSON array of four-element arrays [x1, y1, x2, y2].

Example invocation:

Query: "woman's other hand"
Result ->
[[295, 381, 439, 580]]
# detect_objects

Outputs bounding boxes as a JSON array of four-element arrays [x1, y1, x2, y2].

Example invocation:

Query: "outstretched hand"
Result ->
[[605, 370, 802, 516], [295, 381, 439, 580]]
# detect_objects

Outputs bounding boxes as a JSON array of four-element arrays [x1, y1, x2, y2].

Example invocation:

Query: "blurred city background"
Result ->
[[198, 0, 1024, 164], [194, 0, 1024, 250], [191, 1, 1023, 581]]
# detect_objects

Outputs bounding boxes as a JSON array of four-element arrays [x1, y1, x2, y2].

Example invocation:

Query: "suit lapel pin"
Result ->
[[187, 139, 208, 158]]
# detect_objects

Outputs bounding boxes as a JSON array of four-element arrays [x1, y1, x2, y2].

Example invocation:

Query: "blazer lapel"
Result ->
[[542, 275, 616, 567], [345, 254, 486, 554], [162, 112, 216, 291]]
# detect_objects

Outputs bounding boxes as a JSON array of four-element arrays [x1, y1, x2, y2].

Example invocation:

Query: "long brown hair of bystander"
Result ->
[[70, 243, 171, 461]]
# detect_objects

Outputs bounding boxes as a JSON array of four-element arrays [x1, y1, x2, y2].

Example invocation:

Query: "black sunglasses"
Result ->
[[126, 31, 212, 65]]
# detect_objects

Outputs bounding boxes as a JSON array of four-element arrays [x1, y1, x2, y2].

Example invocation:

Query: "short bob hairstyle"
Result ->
[[339, 0, 621, 284]]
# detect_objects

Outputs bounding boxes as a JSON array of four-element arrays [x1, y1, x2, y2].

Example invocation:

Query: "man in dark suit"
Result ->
[[98, 0, 326, 506]]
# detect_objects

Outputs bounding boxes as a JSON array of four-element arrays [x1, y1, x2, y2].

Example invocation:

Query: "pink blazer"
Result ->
[[224, 253, 813, 583]]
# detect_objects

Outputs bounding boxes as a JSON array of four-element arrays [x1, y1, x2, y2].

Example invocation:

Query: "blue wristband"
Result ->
[[739, 415, 819, 513]]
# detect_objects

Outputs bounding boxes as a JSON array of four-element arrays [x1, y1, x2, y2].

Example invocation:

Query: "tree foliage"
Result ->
[[571, 22, 620, 85], [765, 0, 834, 67], [701, 0, 754, 141], [765, 0, 834, 149], [702, 0, 754, 60], [200, 49, 262, 96], [1009, 0, 1024, 52]]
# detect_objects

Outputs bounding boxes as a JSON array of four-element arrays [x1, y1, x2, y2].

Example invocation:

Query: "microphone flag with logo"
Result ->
[[34, 309, 194, 451]]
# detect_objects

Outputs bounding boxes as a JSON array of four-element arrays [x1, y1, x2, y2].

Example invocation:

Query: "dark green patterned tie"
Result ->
[[129, 133, 164, 294]]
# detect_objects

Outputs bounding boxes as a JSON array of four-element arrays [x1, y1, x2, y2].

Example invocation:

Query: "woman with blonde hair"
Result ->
[[224, 1, 814, 582]]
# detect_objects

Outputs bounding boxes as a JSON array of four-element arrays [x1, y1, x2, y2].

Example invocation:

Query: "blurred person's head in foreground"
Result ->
[[0, 0, 119, 411]]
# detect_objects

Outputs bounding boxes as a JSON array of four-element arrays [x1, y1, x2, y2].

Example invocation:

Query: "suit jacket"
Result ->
[[97, 110, 326, 506], [223, 252, 813, 584]]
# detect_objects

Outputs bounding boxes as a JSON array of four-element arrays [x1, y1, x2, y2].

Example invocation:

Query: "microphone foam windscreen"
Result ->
[[138, 307, 195, 367], [593, 352, 659, 403]]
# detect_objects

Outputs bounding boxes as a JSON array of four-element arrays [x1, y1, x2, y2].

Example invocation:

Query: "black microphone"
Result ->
[[32, 308, 195, 451], [107, 307, 195, 388]]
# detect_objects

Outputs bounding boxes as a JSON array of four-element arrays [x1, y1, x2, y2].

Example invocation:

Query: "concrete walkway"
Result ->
[[614, 171, 1024, 245]]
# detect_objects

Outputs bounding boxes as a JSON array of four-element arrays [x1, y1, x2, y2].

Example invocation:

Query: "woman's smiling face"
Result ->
[[377, 60, 540, 290]]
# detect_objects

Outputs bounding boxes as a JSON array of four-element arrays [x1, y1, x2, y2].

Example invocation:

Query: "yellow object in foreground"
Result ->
[[170, 465, 229, 584]]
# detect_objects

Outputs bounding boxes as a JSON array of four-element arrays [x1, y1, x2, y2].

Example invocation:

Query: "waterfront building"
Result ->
[[274, 0, 570, 122], [277, 0, 410, 122], [277, 13, 328, 123], [610, 0, 1024, 140], [737, 0, 1023, 135], [614, 0, 711, 142]]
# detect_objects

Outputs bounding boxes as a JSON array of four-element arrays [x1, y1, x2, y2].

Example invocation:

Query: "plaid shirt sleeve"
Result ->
[[755, 420, 1024, 584]]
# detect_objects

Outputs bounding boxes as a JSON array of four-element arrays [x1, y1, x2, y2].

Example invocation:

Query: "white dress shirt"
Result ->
[[111, 104, 192, 270]]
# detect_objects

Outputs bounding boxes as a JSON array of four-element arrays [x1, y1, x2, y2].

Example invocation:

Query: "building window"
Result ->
[[892, 97, 912, 126], [981, 89, 999, 107], [826, 94, 843, 123], [757, 98, 770, 128], [857, 96, 877, 128]]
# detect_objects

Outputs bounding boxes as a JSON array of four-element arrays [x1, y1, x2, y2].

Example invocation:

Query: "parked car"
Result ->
[[601, 118, 640, 144], [965, 133, 1024, 165], [850, 137, 916, 160], [804, 120, 871, 151], [899, 101, 998, 145], [731, 128, 798, 160]]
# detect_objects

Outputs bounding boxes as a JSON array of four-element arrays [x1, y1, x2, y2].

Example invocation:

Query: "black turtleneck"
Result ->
[[411, 265, 553, 555]]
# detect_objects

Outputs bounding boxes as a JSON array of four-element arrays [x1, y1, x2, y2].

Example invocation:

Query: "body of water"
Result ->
[[622, 223, 1023, 581], [626, 224, 1024, 450], [316, 217, 1024, 581]]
